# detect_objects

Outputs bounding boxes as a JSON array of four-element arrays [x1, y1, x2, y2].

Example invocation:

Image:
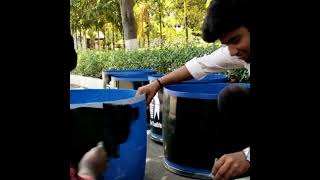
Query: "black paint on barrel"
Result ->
[[162, 95, 220, 169], [149, 74, 228, 144], [162, 83, 235, 178]]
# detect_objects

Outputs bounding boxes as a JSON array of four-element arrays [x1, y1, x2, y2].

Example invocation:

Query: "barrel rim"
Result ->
[[70, 89, 145, 107], [163, 158, 213, 179], [111, 74, 149, 81], [164, 83, 250, 100], [103, 69, 156, 75]]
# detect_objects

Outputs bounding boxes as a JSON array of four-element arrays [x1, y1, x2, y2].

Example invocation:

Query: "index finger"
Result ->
[[212, 156, 226, 175], [135, 89, 143, 96]]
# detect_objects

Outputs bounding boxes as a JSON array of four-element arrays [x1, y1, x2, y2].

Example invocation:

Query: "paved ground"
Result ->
[[144, 131, 250, 180]]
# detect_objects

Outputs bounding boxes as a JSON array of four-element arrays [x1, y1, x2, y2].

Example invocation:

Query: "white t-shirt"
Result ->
[[185, 46, 250, 80]]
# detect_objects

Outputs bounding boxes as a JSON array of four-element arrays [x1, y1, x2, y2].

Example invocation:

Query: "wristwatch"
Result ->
[[243, 147, 250, 162]]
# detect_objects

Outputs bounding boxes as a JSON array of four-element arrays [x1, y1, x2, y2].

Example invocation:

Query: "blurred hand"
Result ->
[[212, 151, 250, 180], [78, 142, 108, 179], [136, 81, 161, 104]]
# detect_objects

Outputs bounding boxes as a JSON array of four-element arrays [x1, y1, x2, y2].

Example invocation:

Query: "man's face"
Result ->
[[219, 26, 250, 62]]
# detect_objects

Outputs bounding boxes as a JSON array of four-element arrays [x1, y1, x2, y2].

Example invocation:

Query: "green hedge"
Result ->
[[72, 44, 249, 82]]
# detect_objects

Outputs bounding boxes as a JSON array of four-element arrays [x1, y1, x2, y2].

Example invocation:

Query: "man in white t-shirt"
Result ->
[[137, 0, 250, 179]]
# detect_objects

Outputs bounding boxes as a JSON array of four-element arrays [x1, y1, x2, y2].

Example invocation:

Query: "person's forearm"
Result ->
[[158, 65, 193, 86]]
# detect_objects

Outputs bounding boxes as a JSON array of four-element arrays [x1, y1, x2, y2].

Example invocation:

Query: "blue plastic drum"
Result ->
[[110, 74, 150, 90], [110, 74, 151, 128], [182, 73, 228, 84], [102, 69, 156, 88], [162, 83, 249, 179], [147, 73, 229, 143], [70, 89, 147, 180]]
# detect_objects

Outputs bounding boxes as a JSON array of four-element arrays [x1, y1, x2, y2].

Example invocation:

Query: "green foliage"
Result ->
[[136, 0, 208, 46], [71, 0, 123, 49], [72, 44, 218, 78], [72, 44, 250, 83]]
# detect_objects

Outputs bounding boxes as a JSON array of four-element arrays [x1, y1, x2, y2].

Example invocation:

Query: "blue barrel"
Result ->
[[147, 73, 228, 84], [162, 83, 249, 179], [111, 74, 151, 128], [70, 89, 147, 180], [147, 73, 229, 143], [111, 74, 150, 90], [102, 69, 156, 88], [181, 73, 228, 84]]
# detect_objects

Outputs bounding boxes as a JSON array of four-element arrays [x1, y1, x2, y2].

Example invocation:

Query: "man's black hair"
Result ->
[[202, 0, 250, 42]]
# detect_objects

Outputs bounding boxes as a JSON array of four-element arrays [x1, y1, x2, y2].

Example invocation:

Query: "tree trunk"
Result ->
[[141, 20, 144, 48], [184, 0, 188, 43], [146, 11, 150, 48], [147, 28, 150, 48], [74, 27, 78, 49], [159, 0, 163, 48], [102, 29, 106, 49], [79, 28, 83, 49], [145, 0, 150, 48], [112, 24, 115, 50], [97, 26, 100, 49], [122, 30, 125, 49], [92, 36, 95, 49], [119, 0, 138, 50]]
